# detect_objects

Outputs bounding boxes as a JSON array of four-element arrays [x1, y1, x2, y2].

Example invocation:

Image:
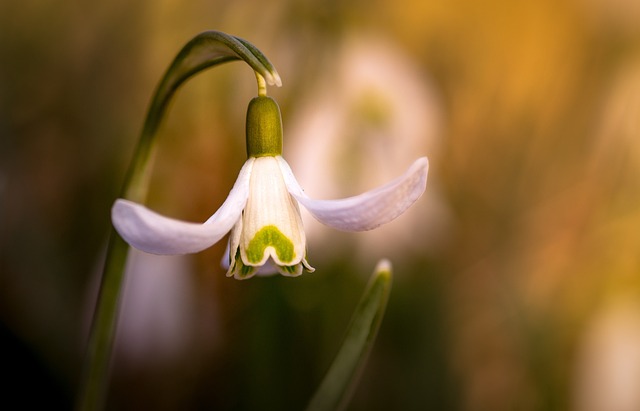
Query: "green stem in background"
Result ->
[[306, 260, 393, 411], [76, 31, 280, 411]]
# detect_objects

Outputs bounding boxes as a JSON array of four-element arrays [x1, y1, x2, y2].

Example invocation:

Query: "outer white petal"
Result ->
[[278, 156, 428, 232], [112, 159, 254, 254]]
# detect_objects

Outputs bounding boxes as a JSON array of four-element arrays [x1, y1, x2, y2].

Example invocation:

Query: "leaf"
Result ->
[[306, 260, 393, 411]]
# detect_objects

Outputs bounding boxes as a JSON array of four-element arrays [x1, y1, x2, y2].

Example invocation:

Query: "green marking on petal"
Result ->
[[239, 263, 256, 278], [246, 225, 295, 264], [227, 248, 258, 279], [278, 264, 301, 276], [281, 265, 297, 274]]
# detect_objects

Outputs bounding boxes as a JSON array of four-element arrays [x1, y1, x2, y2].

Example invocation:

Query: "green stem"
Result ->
[[76, 233, 129, 411], [76, 30, 280, 411], [256, 72, 268, 97]]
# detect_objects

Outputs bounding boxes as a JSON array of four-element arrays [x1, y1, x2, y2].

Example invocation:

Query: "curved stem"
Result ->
[[76, 31, 280, 411]]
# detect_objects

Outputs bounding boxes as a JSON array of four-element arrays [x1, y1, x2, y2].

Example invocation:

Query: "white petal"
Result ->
[[278, 156, 428, 231], [112, 159, 254, 254], [239, 156, 307, 267]]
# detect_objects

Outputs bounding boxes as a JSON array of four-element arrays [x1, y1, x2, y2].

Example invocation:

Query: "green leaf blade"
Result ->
[[306, 260, 393, 411]]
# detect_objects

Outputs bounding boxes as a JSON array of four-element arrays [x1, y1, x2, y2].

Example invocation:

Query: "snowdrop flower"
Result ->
[[573, 299, 640, 411], [112, 95, 428, 279], [287, 32, 445, 261]]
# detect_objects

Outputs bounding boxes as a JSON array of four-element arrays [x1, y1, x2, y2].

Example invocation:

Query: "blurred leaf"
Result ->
[[306, 260, 393, 411]]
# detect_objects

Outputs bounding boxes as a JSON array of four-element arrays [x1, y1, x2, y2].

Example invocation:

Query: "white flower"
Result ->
[[111, 96, 429, 279], [112, 155, 427, 279]]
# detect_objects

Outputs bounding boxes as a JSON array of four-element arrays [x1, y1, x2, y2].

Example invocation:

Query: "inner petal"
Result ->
[[245, 225, 294, 264], [241, 156, 306, 267]]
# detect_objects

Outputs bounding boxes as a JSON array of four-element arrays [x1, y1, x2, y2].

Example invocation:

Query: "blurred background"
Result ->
[[1, 0, 640, 410]]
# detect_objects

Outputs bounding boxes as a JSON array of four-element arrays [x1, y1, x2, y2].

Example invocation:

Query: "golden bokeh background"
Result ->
[[2, 0, 639, 410]]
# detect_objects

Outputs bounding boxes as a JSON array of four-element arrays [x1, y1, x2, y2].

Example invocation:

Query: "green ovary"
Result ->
[[245, 225, 295, 264]]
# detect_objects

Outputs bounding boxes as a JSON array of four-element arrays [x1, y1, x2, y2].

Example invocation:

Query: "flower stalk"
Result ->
[[256, 72, 268, 97], [77, 31, 281, 411]]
